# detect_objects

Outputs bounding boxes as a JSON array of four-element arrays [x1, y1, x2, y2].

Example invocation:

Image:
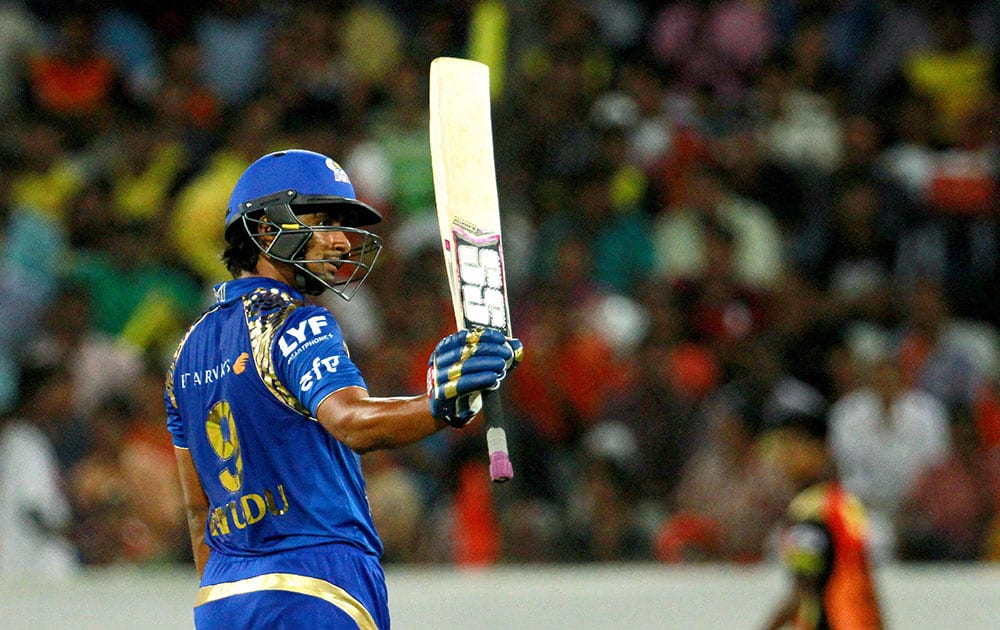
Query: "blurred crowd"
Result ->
[[1, 0, 1000, 577]]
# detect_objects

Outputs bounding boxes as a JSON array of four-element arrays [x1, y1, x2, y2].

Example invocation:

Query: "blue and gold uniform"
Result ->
[[166, 276, 386, 629]]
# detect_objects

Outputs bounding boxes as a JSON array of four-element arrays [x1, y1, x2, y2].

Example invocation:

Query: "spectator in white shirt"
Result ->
[[0, 365, 80, 578], [828, 353, 951, 562]]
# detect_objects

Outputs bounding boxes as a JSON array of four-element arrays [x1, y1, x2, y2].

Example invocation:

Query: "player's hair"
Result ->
[[221, 221, 261, 277]]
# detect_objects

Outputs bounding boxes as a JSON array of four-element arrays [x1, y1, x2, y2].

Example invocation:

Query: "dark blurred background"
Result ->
[[0, 0, 998, 576]]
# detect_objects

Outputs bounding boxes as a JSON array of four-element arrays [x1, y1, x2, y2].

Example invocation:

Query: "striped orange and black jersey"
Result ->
[[779, 481, 884, 630]]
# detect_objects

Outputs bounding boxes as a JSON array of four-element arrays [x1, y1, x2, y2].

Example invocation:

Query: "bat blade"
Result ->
[[429, 57, 513, 482]]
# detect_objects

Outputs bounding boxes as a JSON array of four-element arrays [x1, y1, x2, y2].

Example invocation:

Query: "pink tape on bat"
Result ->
[[489, 451, 513, 482], [486, 426, 512, 482]]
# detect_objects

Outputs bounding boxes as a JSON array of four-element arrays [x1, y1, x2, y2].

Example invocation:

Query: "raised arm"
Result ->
[[316, 329, 522, 453], [316, 387, 445, 453]]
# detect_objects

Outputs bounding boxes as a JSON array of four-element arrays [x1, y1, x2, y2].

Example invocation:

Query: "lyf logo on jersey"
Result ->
[[279, 315, 330, 357], [299, 356, 341, 392], [457, 239, 506, 329]]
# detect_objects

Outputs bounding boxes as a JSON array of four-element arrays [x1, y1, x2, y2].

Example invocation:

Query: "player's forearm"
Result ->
[[319, 393, 447, 453], [188, 509, 211, 578], [174, 448, 212, 579]]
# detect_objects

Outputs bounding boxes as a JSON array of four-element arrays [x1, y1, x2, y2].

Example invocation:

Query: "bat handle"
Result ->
[[483, 390, 512, 483]]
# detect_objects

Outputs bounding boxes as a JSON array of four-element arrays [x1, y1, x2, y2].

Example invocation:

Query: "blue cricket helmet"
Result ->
[[224, 149, 384, 300], [225, 149, 381, 239]]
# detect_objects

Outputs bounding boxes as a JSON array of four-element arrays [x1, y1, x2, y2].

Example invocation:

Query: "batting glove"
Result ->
[[427, 329, 523, 427]]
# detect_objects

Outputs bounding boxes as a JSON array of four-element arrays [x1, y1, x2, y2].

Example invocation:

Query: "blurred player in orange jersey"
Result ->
[[760, 411, 884, 630]]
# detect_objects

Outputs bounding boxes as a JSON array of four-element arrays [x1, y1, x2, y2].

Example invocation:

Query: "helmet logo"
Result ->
[[326, 158, 350, 184]]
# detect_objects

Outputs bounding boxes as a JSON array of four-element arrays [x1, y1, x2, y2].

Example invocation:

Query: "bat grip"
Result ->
[[483, 390, 513, 483]]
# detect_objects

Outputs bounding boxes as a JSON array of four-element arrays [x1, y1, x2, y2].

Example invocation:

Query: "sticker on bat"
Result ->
[[453, 226, 507, 330]]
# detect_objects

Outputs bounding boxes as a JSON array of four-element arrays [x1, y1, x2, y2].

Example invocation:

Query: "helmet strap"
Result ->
[[292, 266, 327, 296]]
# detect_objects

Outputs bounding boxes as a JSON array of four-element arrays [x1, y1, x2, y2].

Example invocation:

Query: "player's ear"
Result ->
[[253, 213, 276, 245]]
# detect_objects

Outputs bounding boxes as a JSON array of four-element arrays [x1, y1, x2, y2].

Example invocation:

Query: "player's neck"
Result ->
[[246, 255, 296, 289]]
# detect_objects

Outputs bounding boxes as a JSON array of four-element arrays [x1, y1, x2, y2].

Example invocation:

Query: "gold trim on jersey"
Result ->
[[244, 287, 311, 416], [166, 305, 222, 409], [195, 572, 378, 629]]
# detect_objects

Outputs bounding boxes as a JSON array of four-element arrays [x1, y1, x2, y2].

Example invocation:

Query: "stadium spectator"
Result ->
[[828, 352, 952, 561], [7, 115, 86, 224], [0, 1, 41, 116], [0, 131, 72, 410], [0, 364, 80, 578], [533, 164, 655, 296], [902, 5, 994, 145], [68, 366, 187, 566], [657, 386, 792, 563], [897, 415, 995, 561], [974, 380, 1000, 559], [168, 99, 278, 284], [0, 157, 24, 411], [362, 450, 426, 563], [713, 127, 808, 252], [153, 37, 224, 161], [21, 281, 142, 418], [68, 393, 142, 565], [104, 109, 190, 224], [565, 434, 650, 562], [653, 163, 784, 291], [670, 216, 771, 364], [369, 59, 436, 223], [647, 0, 774, 107], [762, 271, 847, 401], [808, 172, 898, 328], [24, 11, 123, 144], [192, 0, 274, 109], [895, 278, 994, 413], [749, 49, 843, 177], [67, 214, 204, 358], [595, 316, 711, 505], [121, 365, 189, 562], [92, 7, 161, 105]]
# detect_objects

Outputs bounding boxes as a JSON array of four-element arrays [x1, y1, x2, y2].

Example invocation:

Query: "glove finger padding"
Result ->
[[427, 329, 513, 427], [431, 343, 513, 372], [434, 328, 506, 350], [430, 356, 509, 396], [484, 337, 523, 390]]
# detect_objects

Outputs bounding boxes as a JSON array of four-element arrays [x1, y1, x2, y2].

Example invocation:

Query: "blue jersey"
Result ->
[[165, 277, 383, 560]]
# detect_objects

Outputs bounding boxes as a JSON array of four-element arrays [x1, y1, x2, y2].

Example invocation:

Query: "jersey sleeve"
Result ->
[[165, 370, 187, 448], [272, 305, 367, 417]]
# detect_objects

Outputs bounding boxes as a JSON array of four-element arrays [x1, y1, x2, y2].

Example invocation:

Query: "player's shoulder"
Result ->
[[236, 288, 344, 364], [168, 303, 223, 366], [242, 285, 309, 320], [241, 285, 341, 333], [787, 482, 832, 523], [247, 289, 339, 330]]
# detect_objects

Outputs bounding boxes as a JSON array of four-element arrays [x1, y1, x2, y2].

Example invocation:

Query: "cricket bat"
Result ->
[[429, 56, 514, 483]]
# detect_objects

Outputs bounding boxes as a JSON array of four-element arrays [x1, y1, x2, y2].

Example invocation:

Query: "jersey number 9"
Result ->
[[206, 401, 243, 492]]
